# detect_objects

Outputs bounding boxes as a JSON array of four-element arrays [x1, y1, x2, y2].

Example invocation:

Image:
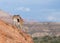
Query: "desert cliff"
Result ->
[[0, 20, 34, 43]]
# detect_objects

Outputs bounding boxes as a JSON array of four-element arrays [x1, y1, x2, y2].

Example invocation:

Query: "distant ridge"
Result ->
[[0, 10, 12, 24], [0, 10, 11, 17]]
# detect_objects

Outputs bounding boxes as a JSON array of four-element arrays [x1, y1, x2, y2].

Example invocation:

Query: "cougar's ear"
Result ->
[[17, 15, 20, 16], [12, 15, 18, 19]]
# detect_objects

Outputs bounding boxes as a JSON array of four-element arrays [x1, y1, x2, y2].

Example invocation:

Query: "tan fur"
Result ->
[[12, 15, 24, 29]]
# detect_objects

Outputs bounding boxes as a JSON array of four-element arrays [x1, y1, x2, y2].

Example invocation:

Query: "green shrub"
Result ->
[[33, 37, 38, 40], [33, 36, 60, 43]]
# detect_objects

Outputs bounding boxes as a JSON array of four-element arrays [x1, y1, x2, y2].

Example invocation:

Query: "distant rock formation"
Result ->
[[0, 20, 34, 43]]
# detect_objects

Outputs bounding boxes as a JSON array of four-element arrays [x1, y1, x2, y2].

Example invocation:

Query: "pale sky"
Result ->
[[0, 0, 60, 22]]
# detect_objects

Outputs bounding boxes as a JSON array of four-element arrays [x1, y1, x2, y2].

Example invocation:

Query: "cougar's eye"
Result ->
[[17, 19, 20, 22]]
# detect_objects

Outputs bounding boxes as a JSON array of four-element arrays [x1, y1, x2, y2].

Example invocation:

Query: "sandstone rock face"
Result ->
[[0, 20, 34, 43]]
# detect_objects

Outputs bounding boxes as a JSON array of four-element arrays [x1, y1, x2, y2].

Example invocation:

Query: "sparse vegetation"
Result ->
[[33, 36, 60, 43]]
